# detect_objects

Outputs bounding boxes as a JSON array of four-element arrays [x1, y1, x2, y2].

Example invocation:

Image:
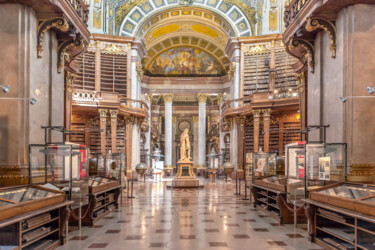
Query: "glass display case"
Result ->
[[0, 185, 65, 221], [29, 144, 89, 209], [88, 176, 120, 194], [90, 153, 126, 187], [252, 152, 278, 181]]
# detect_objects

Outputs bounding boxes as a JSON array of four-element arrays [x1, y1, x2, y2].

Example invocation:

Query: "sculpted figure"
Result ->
[[180, 128, 191, 160]]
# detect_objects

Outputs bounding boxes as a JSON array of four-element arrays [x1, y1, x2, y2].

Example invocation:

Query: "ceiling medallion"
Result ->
[[179, 0, 194, 7]]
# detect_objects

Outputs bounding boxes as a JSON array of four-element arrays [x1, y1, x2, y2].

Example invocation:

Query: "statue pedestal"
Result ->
[[168, 159, 203, 188]]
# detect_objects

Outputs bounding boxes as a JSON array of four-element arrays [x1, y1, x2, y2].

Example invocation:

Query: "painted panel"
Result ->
[[145, 47, 223, 76]]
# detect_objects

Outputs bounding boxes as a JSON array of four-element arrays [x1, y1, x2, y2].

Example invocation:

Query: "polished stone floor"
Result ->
[[57, 178, 322, 250]]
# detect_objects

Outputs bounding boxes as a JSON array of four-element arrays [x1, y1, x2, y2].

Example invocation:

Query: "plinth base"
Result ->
[[167, 159, 204, 188]]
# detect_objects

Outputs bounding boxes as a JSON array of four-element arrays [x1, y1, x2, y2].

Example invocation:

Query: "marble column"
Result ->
[[236, 116, 246, 172], [110, 110, 118, 153], [163, 94, 174, 170], [253, 110, 261, 152], [230, 118, 238, 168], [263, 109, 271, 153], [172, 116, 177, 168], [95, 41, 101, 92], [125, 117, 134, 178], [193, 116, 199, 166], [145, 93, 152, 167], [130, 49, 138, 106], [218, 94, 225, 165], [99, 109, 107, 153], [197, 93, 208, 169]]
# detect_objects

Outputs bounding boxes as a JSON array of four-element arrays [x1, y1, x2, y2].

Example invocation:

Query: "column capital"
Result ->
[[193, 116, 199, 123], [217, 93, 224, 105], [145, 93, 153, 103], [197, 93, 208, 103], [235, 116, 246, 124], [125, 116, 135, 124], [99, 109, 108, 118], [252, 110, 261, 118], [172, 116, 177, 123], [163, 93, 174, 104], [110, 109, 118, 118], [262, 109, 272, 117]]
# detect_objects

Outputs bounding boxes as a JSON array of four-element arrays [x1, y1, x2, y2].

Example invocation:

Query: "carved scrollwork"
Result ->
[[57, 38, 84, 73], [221, 117, 232, 132], [37, 17, 69, 58], [305, 17, 336, 58], [288, 38, 315, 73]]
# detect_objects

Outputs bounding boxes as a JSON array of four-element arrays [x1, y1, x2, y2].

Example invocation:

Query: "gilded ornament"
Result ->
[[99, 109, 108, 118], [37, 17, 69, 58], [136, 62, 144, 80], [262, 109, 271, 117], [133, 11, 141, 21], [197, 93, 208, 103], [193, 116, 199, 123], [115, 0, 148, 34], [57, 39, 84, 73], [65, 72, 76, 94], [228, 62, 236, 80], [163, 93, 174, 103], [252, 110, 261, 118], [245, 43, 269, 55], [235, 116, 246, 124], [305, 17, 336, 58], [110, 109, 118, 119], [223, 0, 256, 35]]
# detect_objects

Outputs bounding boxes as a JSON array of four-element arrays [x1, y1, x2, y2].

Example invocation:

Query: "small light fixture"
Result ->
[[30, 98, 37, 105], [1, 85, 10, 93], [296, 27, 304, 37], [366, 86, 375, 95], [340, 97, 348, 103], [274, 90, 278, 94]]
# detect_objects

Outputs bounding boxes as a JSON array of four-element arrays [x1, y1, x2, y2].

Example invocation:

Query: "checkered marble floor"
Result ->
[[57, 178, 322, 250]]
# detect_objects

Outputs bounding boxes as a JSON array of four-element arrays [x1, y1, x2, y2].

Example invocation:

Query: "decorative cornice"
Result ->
[[288, 37, 315, 73], [244, 43, 270, 56], [100, 42, 130, 55], [305, 17, 336, 58], [227, 62, 236, 80], [197, 93, 208, 104], [99, 109, 108, 118], [163, 93, 174, 104], [37, 17, 69, 58]]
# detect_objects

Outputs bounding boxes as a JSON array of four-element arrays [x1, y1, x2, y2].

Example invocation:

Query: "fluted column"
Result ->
[[197, 93, 208, 169], [253, 110, 261, 153], [193, 116, 199, 165], [99, 109, 107, 153], [263, 109, 271, 153], [145, 93, 152, 167], [236, 116, 246, 171], [110, 110, 118, 153], [163, 93, 174, 170]]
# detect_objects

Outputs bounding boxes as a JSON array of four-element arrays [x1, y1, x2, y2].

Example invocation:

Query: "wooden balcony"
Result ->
[[72, 89, 149, 119], [221, 91, 300, 118]]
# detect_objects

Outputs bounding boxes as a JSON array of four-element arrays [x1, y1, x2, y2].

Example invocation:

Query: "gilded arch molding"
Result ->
[[305, 17, 336, 58]]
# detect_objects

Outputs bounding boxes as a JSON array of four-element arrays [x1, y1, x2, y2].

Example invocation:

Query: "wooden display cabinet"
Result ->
[[0, 185, 72, 249], [304, 183, 375, 249]]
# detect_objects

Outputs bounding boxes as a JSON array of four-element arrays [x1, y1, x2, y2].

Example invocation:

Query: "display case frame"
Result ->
[[90, 153, 126, 187], [252, 152, 278, 183], [28, 143, 90, 208]]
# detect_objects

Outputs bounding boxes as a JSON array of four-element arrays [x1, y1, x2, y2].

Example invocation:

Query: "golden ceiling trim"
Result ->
[[223, 0, 257, 35], [115, 0, 148, 35]]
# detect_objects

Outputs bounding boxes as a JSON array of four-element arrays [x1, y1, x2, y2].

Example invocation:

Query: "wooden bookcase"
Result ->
[[100, 54, 127, 95], [74, 52, 95, 91], [304, 199, 375, 250], [0, 201, 72, 250]]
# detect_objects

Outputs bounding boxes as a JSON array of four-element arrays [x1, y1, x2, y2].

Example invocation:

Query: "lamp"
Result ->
[[0, 97, 37, 105], [366, 86, 375, 95], [339, 96, 375, 103], [1, 85, 10, 93]]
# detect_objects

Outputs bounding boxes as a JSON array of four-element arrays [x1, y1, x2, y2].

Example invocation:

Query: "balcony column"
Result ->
[[110, 110, 118, 153], [125, 117, 134, 178], [236, 116, 246, 173], [197, 93, 208, 169], [145, 93, 152, 167], [163, 94, 174, 171], [253, 110, 261, 153], [99, 109, 107, 154], [95, 41, 101, 92], [263, 109, 271, 153]]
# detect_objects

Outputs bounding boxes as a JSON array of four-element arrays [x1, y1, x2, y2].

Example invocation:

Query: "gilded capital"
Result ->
[[262, 109, 271, 117], [99, 109, 108, 118], [172, 116, 176, 123], [125, 116, 135, 124], [217, 93, 224, 105], [163, 93, 174, 104], [146, 93, 153, 103], [236, 116, 246, 124], [110, 109, 118, 119], [197, 93, 208, 103], [193, 116, 199, 123], [252, 110, 261, 118]]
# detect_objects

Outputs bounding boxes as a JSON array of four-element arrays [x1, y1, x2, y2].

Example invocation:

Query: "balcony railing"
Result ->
[[119, 96, 150, 114], [67, 0, 89, 25], [284, 0, 310, 28], [72, 90, 97, 102], [221, 96, 251, 116]]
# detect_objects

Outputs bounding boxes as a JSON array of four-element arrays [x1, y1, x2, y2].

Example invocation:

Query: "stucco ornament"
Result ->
[[179, 0, 193, 6]]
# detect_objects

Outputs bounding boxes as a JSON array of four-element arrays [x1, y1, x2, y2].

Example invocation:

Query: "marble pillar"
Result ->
[[218, 94, 225, 166], [193, 116, 199, 166], [99, 109, 107, 153], [145, 93, 152, 167], [131, 118, 140, 170], [163, 94, 174, 170], [197, 93, 208, 169], [172, 116, 177, 168], [230, 118, 238, 168], [110, 110, 118, 153], [130, 49, 138, 106], [125, 117, 134, 178], [236, 116, 246, 171]]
